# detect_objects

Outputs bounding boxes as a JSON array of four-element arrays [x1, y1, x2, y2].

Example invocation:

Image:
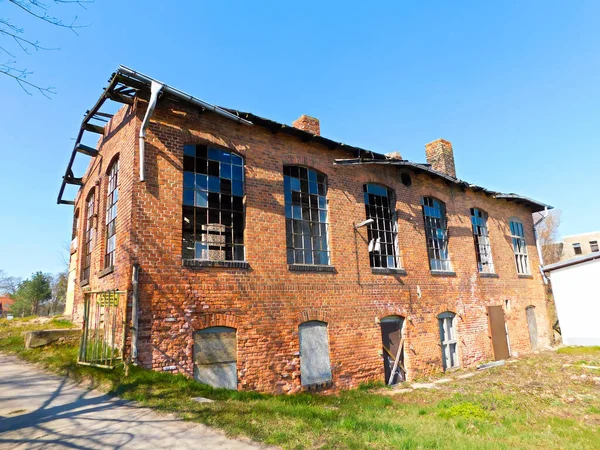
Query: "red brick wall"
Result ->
[[71, 98, 551, 394]]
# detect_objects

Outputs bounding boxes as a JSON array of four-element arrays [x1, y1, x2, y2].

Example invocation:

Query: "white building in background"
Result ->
[[560, 231, 600, 261], [544, 253, 600, 346]]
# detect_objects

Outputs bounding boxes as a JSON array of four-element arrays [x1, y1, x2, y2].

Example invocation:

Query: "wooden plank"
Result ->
[[76, 143, 98, 157], [84, 123, 105, 135], [388, 337, 405, 385]]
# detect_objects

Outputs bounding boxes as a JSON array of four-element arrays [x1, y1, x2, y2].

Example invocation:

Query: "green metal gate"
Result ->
[[78, 290, 127, 369]]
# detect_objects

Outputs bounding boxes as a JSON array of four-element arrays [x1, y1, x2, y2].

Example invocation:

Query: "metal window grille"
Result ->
[[78, 290, 126, 369], [509, 219, 529, 274], [363, 184, 401, 269], [421, 197, 452, 272], [590, 241, 599, 253], [81, 191, 95, 282], [182, 145, 245, 261], [470, 208, 494, 273], [284, 166, 330, 265], [573, 243, 582, 255], [438, 311, 459, 370], [104, 160, 119, 268]]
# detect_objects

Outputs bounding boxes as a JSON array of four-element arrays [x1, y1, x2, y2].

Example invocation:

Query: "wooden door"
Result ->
[[380, 316, 404, 384], [488, 305, 510, 360], [526, 306, 538, 350]]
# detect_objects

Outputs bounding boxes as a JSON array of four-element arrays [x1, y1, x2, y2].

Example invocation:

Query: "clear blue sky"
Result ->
[[1, 1, 598, 279]]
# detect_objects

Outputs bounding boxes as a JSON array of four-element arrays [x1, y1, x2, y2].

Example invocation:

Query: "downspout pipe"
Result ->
[[533, 207, 550, 284], [139, 80, 164, 182], [131, 263, 140, 364]]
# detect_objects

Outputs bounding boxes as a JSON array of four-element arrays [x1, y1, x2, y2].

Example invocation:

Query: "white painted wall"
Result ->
[[549, 258, 600, 345]]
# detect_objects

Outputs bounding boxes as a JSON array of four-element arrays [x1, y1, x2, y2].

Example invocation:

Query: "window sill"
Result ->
[[288, 264, 336, 273], [183, 259, 250, 269], [518, 274, 533, 279], [80, 279, 90, 287], [372, 267, 407, 276], [430, 270, 457, 277], [478, 272, 499, 278], [98, 265, 114, 278]]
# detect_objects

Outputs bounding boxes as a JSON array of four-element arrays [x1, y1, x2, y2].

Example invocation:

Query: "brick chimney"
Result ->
[[292, 115, 320, 136], [425, 139, 456, 178]]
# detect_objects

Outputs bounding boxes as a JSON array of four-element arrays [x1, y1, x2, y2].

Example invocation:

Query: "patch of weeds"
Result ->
[[358, 380, 387, 390], [557, 346, 600, 355], [587, 406, 600, 414], [437, 401, 493, 422]]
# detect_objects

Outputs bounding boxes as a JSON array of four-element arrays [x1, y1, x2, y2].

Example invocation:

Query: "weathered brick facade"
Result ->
[[67, 81, 551, 394]]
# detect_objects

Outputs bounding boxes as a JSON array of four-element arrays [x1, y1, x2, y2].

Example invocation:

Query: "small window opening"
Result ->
[[590, 241, 599, 253], [400, 172, 412, 187], [573, 243, 582, 255]]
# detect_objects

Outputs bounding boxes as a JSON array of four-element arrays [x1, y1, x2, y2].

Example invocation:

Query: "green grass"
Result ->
[[2, 320, 600, 449], [556, 346, 600, 355]]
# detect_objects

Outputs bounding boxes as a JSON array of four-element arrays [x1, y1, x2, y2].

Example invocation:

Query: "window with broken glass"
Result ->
[[590, 241, 599, 253], [573, 243, 582, 255], [470, 208, 494, 273], [104, 160, 119, 269], [284, 166, 330, 265], [509, 219, 530, 274], [182, 145, 245, 261], [363, 184, 401, 269], [82, 190, 95, 282], [421, 197, 452, 272]]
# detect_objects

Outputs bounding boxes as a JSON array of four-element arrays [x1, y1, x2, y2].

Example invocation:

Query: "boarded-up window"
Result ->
[[438, 312, 459, 370], [299, 321, 332, 386], [193, 327, 237, 390]]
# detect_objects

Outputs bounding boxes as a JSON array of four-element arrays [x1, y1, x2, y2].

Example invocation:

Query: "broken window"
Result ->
[[470, 208, 494, 273], [421, 197, 451, 272], [193, 327, 237, 390], [104, 159, 119, 269], [363, 184, 401, 269], [438, 311, 459, 370], [284, 166, 330, 265], [590, 241, 599, 253], [509, 219, 529, 274], [573, 243, 583, 255], [299, 321, 332, 386], [182, 145, 245, 261], [81, 190, 95, 283]]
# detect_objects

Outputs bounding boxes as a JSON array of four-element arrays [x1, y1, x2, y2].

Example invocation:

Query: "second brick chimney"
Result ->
[[292, 115, 320, 136], [425, 139, 456, 178]]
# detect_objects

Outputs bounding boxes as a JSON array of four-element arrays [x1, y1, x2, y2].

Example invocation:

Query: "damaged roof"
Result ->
[[59, 65, 552, 212]]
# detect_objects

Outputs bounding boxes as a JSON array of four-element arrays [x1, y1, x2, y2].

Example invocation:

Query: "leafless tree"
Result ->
[[0, 269, 21, 296], [1, 0, 92, 97], [535, 210, 562, 265]]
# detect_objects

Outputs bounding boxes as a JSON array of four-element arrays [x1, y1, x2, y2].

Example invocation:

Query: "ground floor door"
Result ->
[[193, 327, 237, 390], [380, 316, 405, 384], [488, 305, 510, 361], [526, 306, 538, 350]]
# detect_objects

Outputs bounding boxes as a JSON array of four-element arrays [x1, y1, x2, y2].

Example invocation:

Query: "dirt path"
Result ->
[[0, 354, 273, 449]]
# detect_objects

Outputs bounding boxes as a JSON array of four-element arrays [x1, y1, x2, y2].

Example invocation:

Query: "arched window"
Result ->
[[509, 218, 529, 274], [105, 159, 119, 269], [363, 184, 401, 269], [299, 321, 332, 386], [183, 145, 245, 261], [470, 208, 494, 273], [421, 197, 451, 272], [284, 166, 330, 265], [438, 311, 459, 370], [81, 190, 95, 283], [193, 326, 237, 390]]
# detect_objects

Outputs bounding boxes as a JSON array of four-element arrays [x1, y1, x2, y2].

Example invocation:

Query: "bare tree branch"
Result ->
[[1, 0, 94, 95]]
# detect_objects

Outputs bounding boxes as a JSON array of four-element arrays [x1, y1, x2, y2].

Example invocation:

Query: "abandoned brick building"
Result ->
[[59, 66, 552, 393]]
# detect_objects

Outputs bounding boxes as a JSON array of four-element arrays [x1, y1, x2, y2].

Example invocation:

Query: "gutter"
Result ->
[[139, 81, 163, 182], [131, 263, 140, 364], [533, 207, 550, 284]]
